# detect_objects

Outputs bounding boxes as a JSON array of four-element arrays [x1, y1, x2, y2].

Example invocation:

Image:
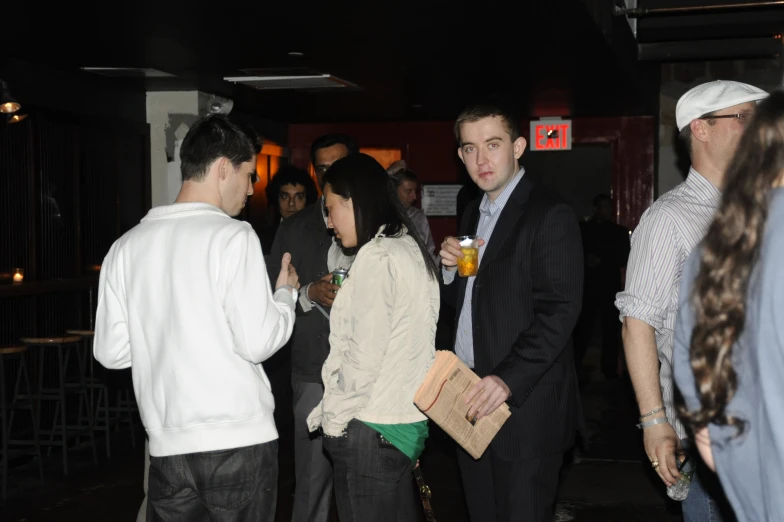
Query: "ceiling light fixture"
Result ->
[[0, 80, 21, 114], [288, 52, 304, 57], [7, 113, 27, 124]]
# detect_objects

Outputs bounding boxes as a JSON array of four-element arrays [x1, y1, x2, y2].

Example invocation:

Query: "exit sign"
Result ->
[[530, 119, 572, 151]]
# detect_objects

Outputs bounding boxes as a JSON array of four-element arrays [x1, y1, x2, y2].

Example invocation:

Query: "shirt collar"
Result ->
[[687, 167, 722, 202], [479, 167, 525, 217]]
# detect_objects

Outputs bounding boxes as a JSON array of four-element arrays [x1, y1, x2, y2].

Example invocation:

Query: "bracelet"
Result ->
[[639, 406, 665, 420], [636, 417, 669, 430], [302, 282, 313, 302]]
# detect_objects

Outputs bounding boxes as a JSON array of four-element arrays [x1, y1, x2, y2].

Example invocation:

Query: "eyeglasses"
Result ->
[[700, 113, 753, 123]]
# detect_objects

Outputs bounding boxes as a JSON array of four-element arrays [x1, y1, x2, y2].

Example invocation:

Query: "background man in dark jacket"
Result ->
[[267, 133, 358, 522]]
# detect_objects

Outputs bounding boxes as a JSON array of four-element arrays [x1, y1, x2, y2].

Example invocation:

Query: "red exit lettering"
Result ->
[[534, 123, 570, 150]]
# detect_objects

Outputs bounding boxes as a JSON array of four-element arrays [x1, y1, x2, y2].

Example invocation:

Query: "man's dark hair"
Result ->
[[265, 165, 319, 212], [240, 123, 264, 155], [390, 168, 418, 187], [180, 115, 255, 182], [323, 154, 438, 279], [310, 134, 359, 166], [454, 97, 521, 146]]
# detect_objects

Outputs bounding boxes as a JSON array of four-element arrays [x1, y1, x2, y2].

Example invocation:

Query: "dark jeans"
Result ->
[[146, 441, 278, 522], [681, 438, 737, 522], [323, 419, 417, 522]]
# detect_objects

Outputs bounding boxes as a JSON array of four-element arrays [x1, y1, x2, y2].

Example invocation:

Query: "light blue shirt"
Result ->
[[673, 187, 784, 522], [443, 168, 525, 368]]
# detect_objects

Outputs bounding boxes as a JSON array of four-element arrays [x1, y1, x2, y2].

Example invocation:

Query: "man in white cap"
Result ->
[[616, 80, 767, 521]]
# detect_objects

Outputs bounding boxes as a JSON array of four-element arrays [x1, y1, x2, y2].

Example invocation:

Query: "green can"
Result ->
[[331, 268, 348, 287]]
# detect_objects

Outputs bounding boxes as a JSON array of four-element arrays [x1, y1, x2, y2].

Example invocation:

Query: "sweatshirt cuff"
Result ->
[[273, 286, 298, 308]]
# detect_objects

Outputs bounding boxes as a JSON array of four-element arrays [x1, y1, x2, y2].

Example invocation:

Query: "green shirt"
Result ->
[[362, 420, 429, 463]]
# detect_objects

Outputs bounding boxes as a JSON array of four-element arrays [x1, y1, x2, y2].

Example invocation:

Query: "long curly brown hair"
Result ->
[[680, 90, 784, 434]]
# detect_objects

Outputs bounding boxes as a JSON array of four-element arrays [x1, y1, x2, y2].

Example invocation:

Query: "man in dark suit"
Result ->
[[439, 99, 584, 522], [267, 133, 358, 522]]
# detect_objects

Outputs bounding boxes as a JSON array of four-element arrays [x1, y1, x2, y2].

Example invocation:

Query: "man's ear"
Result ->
[[513, 137, 527, 160], [690, 119, 709, 145]]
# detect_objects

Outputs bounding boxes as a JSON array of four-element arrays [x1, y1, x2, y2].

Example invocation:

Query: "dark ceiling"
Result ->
[[4, 0, 783, 123]]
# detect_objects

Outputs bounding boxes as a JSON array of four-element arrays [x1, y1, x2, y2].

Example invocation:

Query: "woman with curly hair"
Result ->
[[674, 90, 784, 521]]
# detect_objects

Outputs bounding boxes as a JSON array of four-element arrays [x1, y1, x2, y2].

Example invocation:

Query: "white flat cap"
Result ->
[[676, 80, 768, 131]]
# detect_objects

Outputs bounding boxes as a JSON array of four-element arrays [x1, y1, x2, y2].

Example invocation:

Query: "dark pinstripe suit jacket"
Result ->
[[443, 174, 585, 461]]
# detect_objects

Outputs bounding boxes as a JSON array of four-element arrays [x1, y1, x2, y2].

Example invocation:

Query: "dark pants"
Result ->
[[323, 419, 417, 522], [146, 441, 278, 522], [292, 381, 333, 522], [574, 288, 621, 378], [457, 445, 563, 522]]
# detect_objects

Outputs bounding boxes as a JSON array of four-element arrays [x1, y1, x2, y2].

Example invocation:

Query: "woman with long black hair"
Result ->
[[307, 153, 439, 522]]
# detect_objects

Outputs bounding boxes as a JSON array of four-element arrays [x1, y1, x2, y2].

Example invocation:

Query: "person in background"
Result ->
[[94, 114, 299, 520], [616, 80, 767, 521], [267, 133, 358, 522], [674, 90, 784, 522], [260, 165, 319, 253], [387, 160, 438, 262], [266, 165, 319, 221], [573, 194, 630, 380], [307, 153, 439, 521]]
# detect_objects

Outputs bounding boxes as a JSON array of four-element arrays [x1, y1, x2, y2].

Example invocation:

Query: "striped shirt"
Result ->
[[443, 168, 525, 368], [615, 167, 720, 438]]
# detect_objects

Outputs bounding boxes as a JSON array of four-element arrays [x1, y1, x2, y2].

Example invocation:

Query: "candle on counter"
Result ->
[[12, 268, 23, 284]]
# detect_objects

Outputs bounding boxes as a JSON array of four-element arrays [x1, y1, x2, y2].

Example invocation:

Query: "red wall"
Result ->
[[289, 117, 654, 246]]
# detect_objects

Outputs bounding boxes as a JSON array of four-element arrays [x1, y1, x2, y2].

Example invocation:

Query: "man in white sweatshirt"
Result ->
[[94, 114, 299, 521]]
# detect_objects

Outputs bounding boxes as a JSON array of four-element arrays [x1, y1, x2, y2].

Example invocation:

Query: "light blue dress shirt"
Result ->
[[443, 168, 525, 368]]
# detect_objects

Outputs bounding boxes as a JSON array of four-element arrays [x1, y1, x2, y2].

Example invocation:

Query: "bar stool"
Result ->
[[22, 336, 97, 475], [105, 369, 138, 454], [65, 330, 104, 454], [67, 329, 114, 457], [1, 346, 44, 500], [65, 330, 98, 414]]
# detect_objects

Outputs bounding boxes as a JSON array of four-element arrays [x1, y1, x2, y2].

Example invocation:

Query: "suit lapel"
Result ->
[[305, 202, 331, 266], [478, 175, 535, 273]]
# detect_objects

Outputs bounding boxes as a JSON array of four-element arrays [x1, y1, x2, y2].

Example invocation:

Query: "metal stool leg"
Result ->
[[1, 355, 8, 500], [73, 344, 98, 464], [56, 345, 68, 475], [19, 355, 44, 484]]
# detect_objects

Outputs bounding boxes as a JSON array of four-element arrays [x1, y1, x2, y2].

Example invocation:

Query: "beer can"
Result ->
[[331, 268, 348, 287]]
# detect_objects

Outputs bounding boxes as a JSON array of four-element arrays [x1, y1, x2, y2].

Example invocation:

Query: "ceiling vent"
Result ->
[[224, 67, 359, 91], [81, 67, 177, 78]]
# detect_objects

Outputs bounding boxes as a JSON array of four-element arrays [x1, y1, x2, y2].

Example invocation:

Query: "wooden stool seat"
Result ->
[[66, 330, 94, 337], [21, 336, 82, 345], [0, 346, 27, 355]]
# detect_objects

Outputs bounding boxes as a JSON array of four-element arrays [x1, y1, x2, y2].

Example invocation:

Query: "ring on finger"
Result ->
[[651, 460, 659, 469]]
